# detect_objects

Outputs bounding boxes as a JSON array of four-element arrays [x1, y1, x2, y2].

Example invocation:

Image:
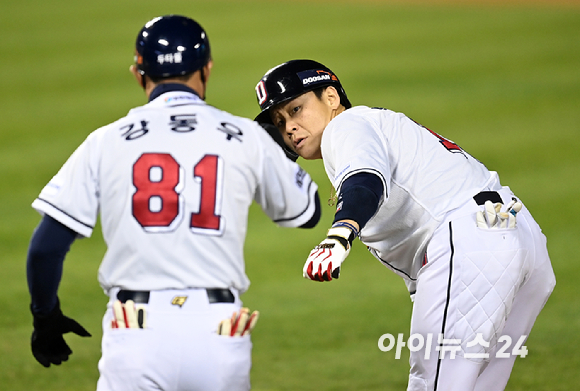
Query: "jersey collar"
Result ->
[[148, 83, 201, 102]]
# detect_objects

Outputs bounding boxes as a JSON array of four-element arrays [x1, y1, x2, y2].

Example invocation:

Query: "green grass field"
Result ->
[[1, 0, 579, 389]]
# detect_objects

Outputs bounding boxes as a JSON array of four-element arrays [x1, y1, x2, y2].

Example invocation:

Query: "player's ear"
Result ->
[[204, 60, 214, 80], [129, 65, 146, 90], [195, 60, 213, 86], [324, 86, 341, 109]]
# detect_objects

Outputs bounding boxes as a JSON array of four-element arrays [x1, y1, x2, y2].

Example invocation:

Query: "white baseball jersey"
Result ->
[[32, 90, 318, 294], [322, 106, 492, 292], [320, 105, 554, 390]]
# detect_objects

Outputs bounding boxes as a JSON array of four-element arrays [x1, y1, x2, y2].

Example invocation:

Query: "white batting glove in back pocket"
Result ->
[[476, 200, 522, 229]]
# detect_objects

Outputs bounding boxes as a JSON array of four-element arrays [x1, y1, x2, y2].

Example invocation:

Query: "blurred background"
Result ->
[[1, 0, 579, 389]]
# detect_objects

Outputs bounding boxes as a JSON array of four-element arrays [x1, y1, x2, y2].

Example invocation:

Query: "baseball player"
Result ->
[[253, 59, 555, 391], [26, 17, 321, 391]]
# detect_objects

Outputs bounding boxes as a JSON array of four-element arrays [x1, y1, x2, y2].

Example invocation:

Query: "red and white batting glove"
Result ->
[[303, 223, 357, 282], [112, 300, 146, 329], [217, 308, 259, 337]]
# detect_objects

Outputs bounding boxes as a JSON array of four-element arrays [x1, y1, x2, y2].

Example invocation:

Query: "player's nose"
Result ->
[[284, 122, 298, 138]]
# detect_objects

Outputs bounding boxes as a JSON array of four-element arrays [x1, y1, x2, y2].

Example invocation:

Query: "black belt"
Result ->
[[473, 191, 502, 205], [117, 288, 235, 304]]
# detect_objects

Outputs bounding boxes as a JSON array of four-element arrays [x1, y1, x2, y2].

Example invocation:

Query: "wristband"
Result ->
[[330, 221, 358, 244]]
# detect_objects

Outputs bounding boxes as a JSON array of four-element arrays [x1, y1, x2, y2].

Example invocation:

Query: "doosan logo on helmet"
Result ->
[[298, 69, 338, 86], [302, 74, 330, 85]]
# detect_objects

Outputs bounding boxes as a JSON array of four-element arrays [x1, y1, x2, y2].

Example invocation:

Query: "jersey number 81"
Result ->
[[132, 153, 223, 235]]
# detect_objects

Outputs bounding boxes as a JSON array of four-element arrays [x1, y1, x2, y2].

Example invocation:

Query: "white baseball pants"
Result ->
[[407, 187, 555, 391], [96, 288, 252, 391]]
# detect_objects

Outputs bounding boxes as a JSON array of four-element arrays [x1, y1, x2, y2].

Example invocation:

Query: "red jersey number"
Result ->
[[425, 127, 463, 154], [132, 153, 223, 234], [191, 155, 222, 232]]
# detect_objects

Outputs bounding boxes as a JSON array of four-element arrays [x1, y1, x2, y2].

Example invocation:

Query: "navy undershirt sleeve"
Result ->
[[27, 215, 78, 315], [333, 173, 385, 229]]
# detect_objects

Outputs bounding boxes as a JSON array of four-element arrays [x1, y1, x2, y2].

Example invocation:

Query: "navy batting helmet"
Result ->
[[135, 15, 211, 78], [254, 59, 351, 125]]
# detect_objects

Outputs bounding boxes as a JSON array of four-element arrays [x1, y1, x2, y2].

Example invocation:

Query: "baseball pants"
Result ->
[[96, 288, 252, 391], [407, 187, 555, 391]]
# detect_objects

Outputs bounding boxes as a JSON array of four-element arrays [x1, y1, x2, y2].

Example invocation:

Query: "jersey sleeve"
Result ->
[[253, 124, 319, 228], [322, 111, 389, 200], [31, 132, 101, 237]]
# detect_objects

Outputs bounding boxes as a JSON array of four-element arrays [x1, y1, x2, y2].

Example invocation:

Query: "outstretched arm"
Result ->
[[303, 173, 384, 281]]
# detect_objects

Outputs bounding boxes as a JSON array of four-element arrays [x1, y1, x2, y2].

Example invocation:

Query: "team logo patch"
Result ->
[[171, 296, 188, 307], [297, 69, 338, 86]]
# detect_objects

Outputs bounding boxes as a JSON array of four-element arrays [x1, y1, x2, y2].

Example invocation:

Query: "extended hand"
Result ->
[[303, 225, 356, 281]]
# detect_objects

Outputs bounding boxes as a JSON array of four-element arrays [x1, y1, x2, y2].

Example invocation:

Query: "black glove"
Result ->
[[31, 300, 91, 367]]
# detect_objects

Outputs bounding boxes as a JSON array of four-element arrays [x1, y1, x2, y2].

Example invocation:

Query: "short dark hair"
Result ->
[[312, 87, 325, 99], [312, 86, 350, 108]]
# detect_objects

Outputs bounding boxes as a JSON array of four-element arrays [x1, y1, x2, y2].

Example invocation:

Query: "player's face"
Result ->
[[270, 90, 338, 160]]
